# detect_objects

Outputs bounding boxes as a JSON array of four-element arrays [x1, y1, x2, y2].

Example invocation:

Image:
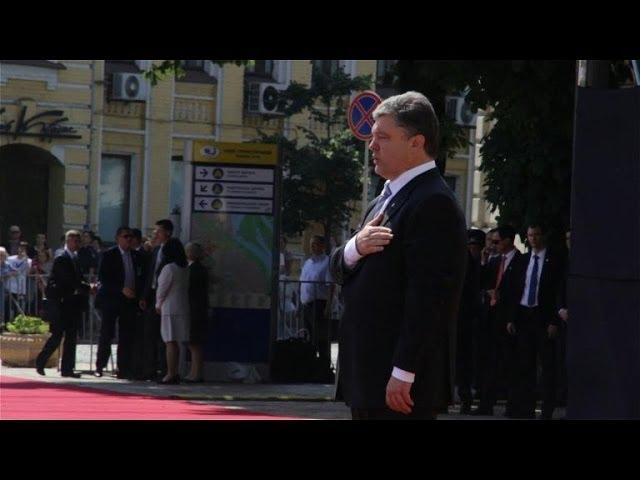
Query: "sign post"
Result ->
[[347, 91, 382, 213], [190, 141, 279, 381]]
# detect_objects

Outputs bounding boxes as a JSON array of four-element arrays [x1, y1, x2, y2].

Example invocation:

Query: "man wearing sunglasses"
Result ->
[[473, 225, 522, 416], [94, 226, 145, 379]]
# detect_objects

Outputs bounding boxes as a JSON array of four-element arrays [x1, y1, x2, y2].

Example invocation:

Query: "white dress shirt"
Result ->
[[520, 248, 547, 307], [299, 254, 332, 304], [343, 160, 437, 268], [501, 248, 518, 273], [343, 160, 437, 384]]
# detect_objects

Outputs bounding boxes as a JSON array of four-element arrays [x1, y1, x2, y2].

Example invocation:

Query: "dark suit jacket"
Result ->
[[330, 168, 467, 410], [45, 250, 90, 308], [483, 249, 523, 326], [505, 249, 564, 327], [142, 245, 162, 304], [188, 261, 209, 343], [95, 246, 144, 310]]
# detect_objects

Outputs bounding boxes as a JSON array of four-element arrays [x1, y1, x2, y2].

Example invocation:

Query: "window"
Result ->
[[99, 155, 131, 240], [170, 156, 184, 215], [245, 60, 274, 78], [376, 60, 397, 87], [312, 60, 339, 85]]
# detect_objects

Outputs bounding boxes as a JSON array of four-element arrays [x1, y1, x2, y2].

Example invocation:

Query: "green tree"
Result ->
[[258, 65, 373, 250], [142, 60, 252, 85], [395, 60, 576, 247]]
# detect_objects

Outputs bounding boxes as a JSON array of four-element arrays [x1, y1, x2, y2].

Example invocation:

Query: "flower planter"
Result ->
[[0, 333, 60, 368]]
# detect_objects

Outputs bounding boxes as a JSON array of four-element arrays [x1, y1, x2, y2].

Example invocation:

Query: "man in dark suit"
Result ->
[[456, 229, 485, 414], [505, 224, 563, 419], [94, 227, 144, 379], [129, 227, 150, 379], [138, 219, 173, 380], [473, 225, 522, 416], [330, 91, 467, 420], [35, 230, 91, 378]]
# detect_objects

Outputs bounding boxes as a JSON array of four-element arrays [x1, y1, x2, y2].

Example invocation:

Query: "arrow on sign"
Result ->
[[199, 200, 208, 209], [200, 169, 209, 178], [200, 184, 208, 193]]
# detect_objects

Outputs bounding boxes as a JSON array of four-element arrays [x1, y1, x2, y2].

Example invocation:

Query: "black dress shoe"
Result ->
[[61, 372, 82, 378], [93, 370, 103, 378], [36, 366, 46, 376], [183, 377, 204, 384], [158, 376, 180, 385]]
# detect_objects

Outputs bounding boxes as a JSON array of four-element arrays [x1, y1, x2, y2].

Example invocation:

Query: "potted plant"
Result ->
[[0, 314, 59, 368]]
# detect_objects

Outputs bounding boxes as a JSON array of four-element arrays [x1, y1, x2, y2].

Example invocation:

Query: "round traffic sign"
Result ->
[[347, 91, 382, 141]]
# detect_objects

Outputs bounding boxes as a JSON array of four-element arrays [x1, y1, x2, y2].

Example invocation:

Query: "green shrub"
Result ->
[[6, 314, 50, 334]]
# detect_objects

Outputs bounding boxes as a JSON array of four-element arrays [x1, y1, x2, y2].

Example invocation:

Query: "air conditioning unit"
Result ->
[[111, 73, 148, 101], [246, 82, 286, 114], [445, 93, 477, 127]]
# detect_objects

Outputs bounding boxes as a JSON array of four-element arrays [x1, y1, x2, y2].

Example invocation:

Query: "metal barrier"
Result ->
[[277, 279, 342, 339], [1, 274, 342, 373], [1, 272, 114, 372], [277, 279, 342, 371]]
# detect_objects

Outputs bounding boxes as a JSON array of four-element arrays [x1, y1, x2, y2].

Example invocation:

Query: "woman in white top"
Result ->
[[155, 237, 190, 384]]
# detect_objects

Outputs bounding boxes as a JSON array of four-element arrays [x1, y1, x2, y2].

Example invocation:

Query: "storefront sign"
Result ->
[[0, 106, 81, 142]]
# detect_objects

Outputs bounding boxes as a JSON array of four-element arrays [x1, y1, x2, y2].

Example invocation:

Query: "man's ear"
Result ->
[[412, 134, 426, 151]]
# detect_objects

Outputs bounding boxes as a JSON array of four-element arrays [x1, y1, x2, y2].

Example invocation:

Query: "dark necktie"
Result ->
[[365, 183, 393, 224], [527, 255, 540, 306]]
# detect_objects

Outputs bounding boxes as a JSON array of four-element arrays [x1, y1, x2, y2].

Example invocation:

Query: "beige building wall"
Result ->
[[1, 59, 496, 255]]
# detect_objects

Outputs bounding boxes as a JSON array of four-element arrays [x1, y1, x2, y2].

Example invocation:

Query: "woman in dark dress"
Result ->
[[184, 242, 209, 383]]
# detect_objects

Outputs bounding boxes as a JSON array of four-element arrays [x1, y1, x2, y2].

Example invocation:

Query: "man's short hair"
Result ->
[[496, 225, 517, 243], [131, 228, 143, 242], [467, 229, 486, 246], [116, 226, 132, 237], [65, 230, 82, 241], [9, 225, 21, 233], [373, 91, 440, 158], [527, 224, 545, 234], [155, 219, 174, 235]]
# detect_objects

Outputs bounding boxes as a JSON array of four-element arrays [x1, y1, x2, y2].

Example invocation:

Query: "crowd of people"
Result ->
[[456, 225, 570, 419], [0, 220, 211, 384]]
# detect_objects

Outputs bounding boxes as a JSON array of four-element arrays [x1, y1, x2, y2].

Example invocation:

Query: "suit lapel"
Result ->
[[382, 169, 436, 227]]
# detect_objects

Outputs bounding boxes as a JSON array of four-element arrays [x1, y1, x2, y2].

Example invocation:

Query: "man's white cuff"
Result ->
[[392, 367, 415, 383], [343, 236, 363, 269]]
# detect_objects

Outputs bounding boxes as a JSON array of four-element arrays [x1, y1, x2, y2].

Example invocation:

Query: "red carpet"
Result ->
[[0, 375, 298, 420]]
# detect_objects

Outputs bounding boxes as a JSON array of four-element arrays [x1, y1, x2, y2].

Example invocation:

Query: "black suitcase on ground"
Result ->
[[271, 336, 317, 383]]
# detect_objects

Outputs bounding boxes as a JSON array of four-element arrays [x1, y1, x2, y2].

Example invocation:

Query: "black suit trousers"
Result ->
[[96, 300, 136, 375], [513, 306, 557, 416], [36, 299, 80, 373], [303, 300, 330, 371], [136, 290, 166, 378], [478, 307, 516, 409]]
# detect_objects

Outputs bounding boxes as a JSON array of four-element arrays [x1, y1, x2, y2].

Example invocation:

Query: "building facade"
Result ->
[[0, 59, 495, 252]]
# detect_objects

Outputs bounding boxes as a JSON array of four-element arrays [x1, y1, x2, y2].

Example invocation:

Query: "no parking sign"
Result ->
[[347, 91, 382, 141]]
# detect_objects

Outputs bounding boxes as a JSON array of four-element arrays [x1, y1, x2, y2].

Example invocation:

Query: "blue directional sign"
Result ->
[[347, 91, 382, 141]]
